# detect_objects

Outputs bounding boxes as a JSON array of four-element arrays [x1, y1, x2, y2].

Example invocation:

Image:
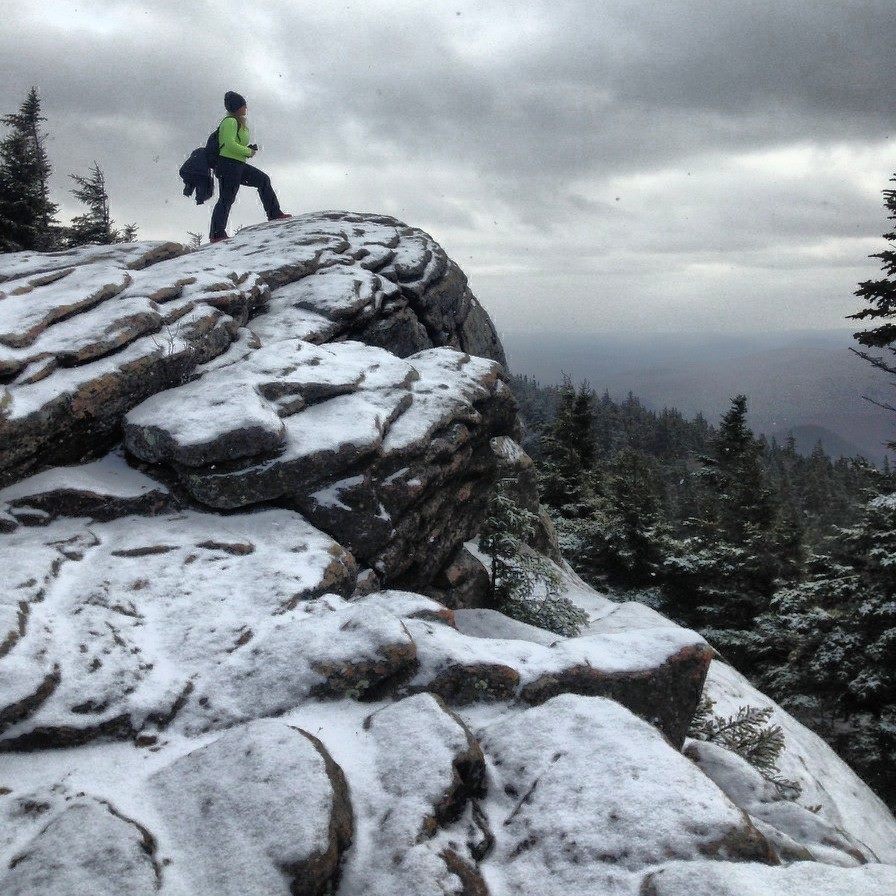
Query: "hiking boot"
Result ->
[[209, 234, 228, 243], [270, 213, 292, 221]]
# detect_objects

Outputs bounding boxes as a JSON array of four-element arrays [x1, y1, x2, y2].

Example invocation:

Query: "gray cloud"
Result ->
[[1, 0, 894, 334]]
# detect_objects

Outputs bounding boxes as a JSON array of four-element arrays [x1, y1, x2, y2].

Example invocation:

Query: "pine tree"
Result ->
[[661, 396, 791, 669], [755, 487, 896, 809], [479, 478, 586, 636], [0, 86, 60, 251], [538, 376, 595, 514], [569, 447, 669, 591], [851, 173, 896, 443], [67, 161, 136, 246]]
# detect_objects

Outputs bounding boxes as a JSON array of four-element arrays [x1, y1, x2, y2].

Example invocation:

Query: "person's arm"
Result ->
[[219, 117, 252, 160]]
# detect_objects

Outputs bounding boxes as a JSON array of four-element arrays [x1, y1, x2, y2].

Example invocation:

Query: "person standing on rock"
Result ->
[[209, 91, 291, 243]]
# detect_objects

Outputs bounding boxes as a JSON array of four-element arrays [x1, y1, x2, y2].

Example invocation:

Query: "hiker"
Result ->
[[209, 91, 290, 243]]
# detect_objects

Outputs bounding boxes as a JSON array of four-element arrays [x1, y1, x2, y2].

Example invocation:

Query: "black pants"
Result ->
[[210, 157, 282, 239]]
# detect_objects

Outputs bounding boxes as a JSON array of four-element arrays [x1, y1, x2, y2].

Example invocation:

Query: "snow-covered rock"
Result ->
[[1, 213, 894, 895], [477, 694, 772, 895], [2, 797, 160, 896], [338, 694, 488, 894], [148, 720, 352, 896], [703, 659, 896, 864], [642, 859, 896, 896], [0, 212, 503, 487]]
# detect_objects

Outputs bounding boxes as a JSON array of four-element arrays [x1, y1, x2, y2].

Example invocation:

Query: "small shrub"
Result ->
[[501, 590, 588, 638], [480, 478, 587, 637], [689, 696, 802, 798]]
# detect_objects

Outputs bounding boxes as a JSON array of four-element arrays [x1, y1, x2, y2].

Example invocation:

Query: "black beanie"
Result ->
[[224, 91, 246, 113]]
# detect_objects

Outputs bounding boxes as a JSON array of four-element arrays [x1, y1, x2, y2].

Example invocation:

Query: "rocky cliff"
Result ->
[[1, 213, 895, 896]]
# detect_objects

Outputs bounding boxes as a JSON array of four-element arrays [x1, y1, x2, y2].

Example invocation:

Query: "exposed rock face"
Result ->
[[0, 213, 505, 487], [1, 215, 895, 896]]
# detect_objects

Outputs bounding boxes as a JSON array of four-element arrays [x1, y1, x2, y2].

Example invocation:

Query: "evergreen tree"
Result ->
[[537, 376, 596, 514], [479, 478, 586, 636], [755, 489, 896, 808], [702, 395, 777, 538], [566, 448, 669, 591], [67, 161, 136, 246], [662, 396, 792, 668], [0, 86, 60, 251], [851, 173, 896, 442]]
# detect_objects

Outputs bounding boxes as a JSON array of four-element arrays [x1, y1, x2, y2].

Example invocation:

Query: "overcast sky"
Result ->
[[3, 0, 896, 336]]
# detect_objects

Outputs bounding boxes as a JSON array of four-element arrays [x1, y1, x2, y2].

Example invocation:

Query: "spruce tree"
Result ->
[[538, 376, 595, 514], [662, 395, 789, 668], [480, 478, 586, 636], [851, 173, 896, 441], [571, 447, 669, 591], [67, 161, 136, 246], [755, 488, 896, 809], [0, 86, 60, 251]]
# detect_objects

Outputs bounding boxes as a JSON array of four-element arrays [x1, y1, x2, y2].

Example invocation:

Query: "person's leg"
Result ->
[[210, 159, 243, 239], [239, 162, 283, 219]]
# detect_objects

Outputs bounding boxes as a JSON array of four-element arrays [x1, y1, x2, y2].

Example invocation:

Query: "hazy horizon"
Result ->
[[502, 327, 895, 464]]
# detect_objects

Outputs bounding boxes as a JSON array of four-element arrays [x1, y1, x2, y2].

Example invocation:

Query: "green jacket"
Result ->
[[218, 116, 251, 162]]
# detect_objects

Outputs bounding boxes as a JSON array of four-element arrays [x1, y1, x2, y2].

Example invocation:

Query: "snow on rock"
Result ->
[[124, 338, 416, 471], [366, 694, 485, 832], [0, 212, 505, 486], [0, 448, 169, 521], [0, 508, 358, 748], [125, 340, 518, 581], [685, 739, 875, 866], [478, 694, 772, 896], [148, 720, 352, 896], [337, 694, 488, 895], [0, 304, 238, 485], [187, 592, 421, 732], [1, 797, 160, 896], [454, 608, 565, 646], [406, 614, 711, 746], [641, 859, 896, 896], [0, 239, 183, 286], [2, 212, 895, 894], [703, 660, 896, 864]]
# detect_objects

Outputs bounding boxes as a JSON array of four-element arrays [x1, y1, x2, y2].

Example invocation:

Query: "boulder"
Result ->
[[0, 449, 170, 521], [149, 719, 352, 896], [125, 344, 518, 582], [364, 694, 486, 834], [420, 545, 493, 610], [1, 798, 160, 896], [0, 213, 508, 490], [0, 507, 358, 749], [519, 641, 712, 748], [685, 739, 873, 866], [479, 695, 773, 896], [703, 660, 896, 864], [405, 611, 710, 744], [337, 693, 490, 895]]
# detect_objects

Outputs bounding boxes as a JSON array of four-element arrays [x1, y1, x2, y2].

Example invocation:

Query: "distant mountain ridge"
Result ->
[[501, 329, 895, 464]]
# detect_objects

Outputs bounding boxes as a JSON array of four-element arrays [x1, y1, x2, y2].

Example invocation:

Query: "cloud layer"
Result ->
[[3, 0, 895, 334]]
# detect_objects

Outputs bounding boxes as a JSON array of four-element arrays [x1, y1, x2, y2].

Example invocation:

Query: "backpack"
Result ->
[[204, 116, 238, 169]]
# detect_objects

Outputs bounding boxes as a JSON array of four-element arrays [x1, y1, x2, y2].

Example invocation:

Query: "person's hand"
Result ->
[[248, 148, 257, 158]]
